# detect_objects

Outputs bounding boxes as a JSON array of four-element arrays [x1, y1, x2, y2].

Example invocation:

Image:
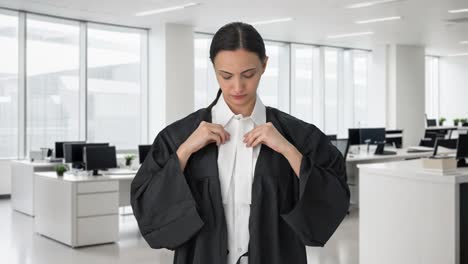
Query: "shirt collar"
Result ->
[[212, 93, 266, 127]]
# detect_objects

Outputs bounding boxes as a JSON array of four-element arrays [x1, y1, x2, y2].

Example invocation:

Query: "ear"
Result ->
[[261, 56, 269, 74]]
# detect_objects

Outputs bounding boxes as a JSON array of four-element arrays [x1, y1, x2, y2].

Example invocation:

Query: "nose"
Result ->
[[233, 76, 246, 94]]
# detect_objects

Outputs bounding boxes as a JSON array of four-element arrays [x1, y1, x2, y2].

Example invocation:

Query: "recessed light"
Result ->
[[460, 41, 468, 44], [448, 8, 468, 14], [250, 17, 294, 26], [136, 2, 199, 16], [447, 53, 468, 57], [327, 32, 374, 39], [345, 0, 403, 9], [355, 16, 402, 24]]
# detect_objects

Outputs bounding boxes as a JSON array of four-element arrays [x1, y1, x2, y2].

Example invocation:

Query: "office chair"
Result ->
[[433, 138, 458, 156], [419, 131, 445, 148], [331, 138, 349, 161]]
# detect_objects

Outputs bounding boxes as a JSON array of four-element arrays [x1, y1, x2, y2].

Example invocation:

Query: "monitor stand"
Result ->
[[92, 169, 102, 176], [374, 143, 397, 156], [458, 158, 468, 168]]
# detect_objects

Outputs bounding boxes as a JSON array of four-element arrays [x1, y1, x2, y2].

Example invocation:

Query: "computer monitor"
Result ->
[[55, 141, 85, 158], [348, 128, 386, 145], [138, 145, 152, 164], [348, 129, 362, 146], [426, 119, 437, 127], [84, 146, 117, 176], [64, 142, 109, 168], [433, 138, 458, 156], [360, 128, 386, 144], [457, 135, 468, 167]]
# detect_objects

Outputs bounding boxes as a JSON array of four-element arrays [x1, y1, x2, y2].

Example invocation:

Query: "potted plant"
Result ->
[[461, 118, 468, 126], [438, 117, 446, 126], [124, 154, 136, 167], [55, 164, 68, 176], [454, 118, 461, 126]]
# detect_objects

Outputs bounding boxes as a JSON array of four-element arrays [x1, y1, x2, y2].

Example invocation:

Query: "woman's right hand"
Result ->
[[176, 121, 230, 171]]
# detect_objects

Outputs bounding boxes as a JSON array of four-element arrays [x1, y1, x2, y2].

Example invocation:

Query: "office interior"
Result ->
[[1, 0, 468, 263]]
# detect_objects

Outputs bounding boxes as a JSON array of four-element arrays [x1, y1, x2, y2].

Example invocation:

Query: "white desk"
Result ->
[[11, 160, 58, 216], [34, 171, 135, 247], [358, 159, 468, 264], [345, 146, 454, 205]]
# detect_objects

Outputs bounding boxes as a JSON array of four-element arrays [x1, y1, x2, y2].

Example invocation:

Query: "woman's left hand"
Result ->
[[244, 122, 303, 177], [243, 122, 291, 154]]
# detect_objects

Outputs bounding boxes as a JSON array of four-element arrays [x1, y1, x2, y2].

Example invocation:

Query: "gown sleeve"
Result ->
[[130, 130, 204, 250], [281, 126, 350, 247]]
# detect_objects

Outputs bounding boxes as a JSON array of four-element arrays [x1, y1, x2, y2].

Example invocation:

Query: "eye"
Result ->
[[222, 76, 232, 80], [243, 73, 255, 79]]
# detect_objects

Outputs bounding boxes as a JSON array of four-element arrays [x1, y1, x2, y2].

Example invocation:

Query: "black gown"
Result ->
[[131, 90, 350, 264]]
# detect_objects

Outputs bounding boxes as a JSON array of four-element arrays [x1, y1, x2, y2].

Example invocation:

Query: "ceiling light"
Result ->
[[136, 2, 199, 16], [345, 0, 403, 9], [448, 8, 468, 14], [460, 41, 468, 44], [250, 17, 294, 26], [447, 53, 468, 57], [327, 31, 374, 39], [355, 16, 402, 24]]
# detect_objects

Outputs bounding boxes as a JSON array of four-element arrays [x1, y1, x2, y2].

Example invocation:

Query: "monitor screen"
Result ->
[[360, 128, 386, 144], [348, 128, 386, 145], [139, 145, 152, 164], [348, 129, 361, 145], [84, 146, 117, 174], [55, 141, 85, 158], [457, 135, 468, 160], [64, 142, 109, 164]]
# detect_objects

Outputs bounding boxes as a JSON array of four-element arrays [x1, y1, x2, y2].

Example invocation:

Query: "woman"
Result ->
[[131, 22, 350, 264]]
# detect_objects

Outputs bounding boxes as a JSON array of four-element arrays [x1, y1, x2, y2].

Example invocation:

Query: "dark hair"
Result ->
[[209, 22, 266, 63]]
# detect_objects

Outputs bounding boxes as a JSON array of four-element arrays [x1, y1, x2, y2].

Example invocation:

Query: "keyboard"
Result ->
[[102, 168, 138, 175]]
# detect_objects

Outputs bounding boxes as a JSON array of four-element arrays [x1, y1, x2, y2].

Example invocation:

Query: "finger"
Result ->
[[250, 135, 264, 148], [209, 125, 227, 144], [214, 124, 231, 143], [244, 125, 264, 141], [212, 133, 222, 146], [246, 131, 262, 147], [244, 127, 262, 144]]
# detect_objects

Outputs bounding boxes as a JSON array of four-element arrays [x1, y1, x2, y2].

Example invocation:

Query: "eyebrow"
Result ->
[[218, 68, 257, 75]]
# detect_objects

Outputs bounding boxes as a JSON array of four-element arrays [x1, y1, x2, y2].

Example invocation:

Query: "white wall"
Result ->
[[165, 24, 195, 126], [0, 160, 12, 196], [439, 56, 468, 124], [147, 23, 195, 142], [385, 44, 425, 147], [368, 45, 388, 128]]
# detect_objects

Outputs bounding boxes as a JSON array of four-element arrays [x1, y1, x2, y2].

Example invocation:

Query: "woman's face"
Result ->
[[213, 48, 267, 113]]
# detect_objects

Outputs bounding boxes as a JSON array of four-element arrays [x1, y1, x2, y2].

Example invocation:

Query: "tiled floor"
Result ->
[[0, 199, 358, 264]]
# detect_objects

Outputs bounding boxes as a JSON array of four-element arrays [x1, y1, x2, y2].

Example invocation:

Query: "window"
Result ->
[[26, 15, 80, 152], [425, 56, 439, 119], [87, 24, 146, 150], [194, 34, 218, 109], [324, 48, 339, 135], [353, 50, 370, 127], [0, 11, 18, 158], [291, 44, 322, 126], [258, 41, 290, 112]]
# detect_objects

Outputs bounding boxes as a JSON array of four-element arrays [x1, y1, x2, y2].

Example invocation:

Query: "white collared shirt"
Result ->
[[211, 94, 266, 264]]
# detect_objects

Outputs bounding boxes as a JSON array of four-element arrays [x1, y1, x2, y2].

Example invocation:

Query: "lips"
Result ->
[[232, 94, 246, 100]]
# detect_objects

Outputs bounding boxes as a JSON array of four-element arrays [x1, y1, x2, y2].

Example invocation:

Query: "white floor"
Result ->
[[0, 198, 358, 264]]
